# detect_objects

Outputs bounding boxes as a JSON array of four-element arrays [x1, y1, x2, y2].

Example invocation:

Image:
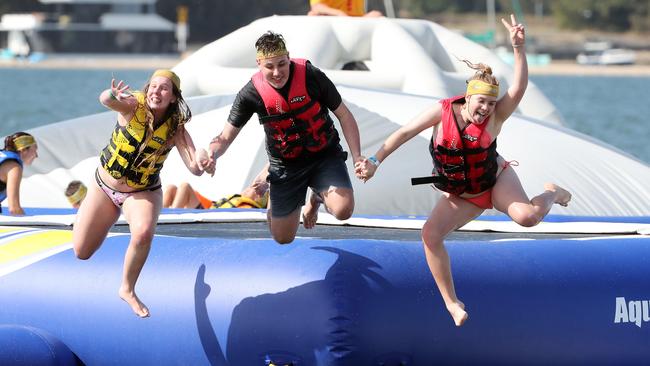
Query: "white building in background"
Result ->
[[0, 0, 176, 55]]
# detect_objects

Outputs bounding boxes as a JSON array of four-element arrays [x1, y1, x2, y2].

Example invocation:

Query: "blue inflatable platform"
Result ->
[[0, 213, 649, 365]]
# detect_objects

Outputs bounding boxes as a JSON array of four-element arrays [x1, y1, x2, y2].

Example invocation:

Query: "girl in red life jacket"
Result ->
[[355, 15, 571, 327]]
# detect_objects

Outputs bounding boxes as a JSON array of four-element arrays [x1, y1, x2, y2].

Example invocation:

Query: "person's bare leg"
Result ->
[[171, 182, 194, 208], [73, 183, 120, 259], [301, 189, 323, 229], [302, 186, 354, 229], [119, 190, 162, 317], [269, 207, 301, 244], [422, 194, 482, 326], [320, 186, 354, 220], [492, 167, 572, 227], [120, 235, 152, 318], [162, 185, 177, 208], [542, 183, 572, 207], [185, 189, 201, 209], [422, 237, 467, 326]]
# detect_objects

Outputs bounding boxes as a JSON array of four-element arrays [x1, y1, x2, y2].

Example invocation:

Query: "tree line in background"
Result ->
[[398, 0, 650, 32], [0, 0, 648, 43]]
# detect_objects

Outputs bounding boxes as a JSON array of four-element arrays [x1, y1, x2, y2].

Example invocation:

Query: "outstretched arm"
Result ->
[[496, 14, 528, 124], [357, 103, 442, 181]]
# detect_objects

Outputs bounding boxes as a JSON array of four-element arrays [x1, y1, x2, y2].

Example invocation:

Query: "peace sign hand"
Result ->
[[501, 14, 525, 48]]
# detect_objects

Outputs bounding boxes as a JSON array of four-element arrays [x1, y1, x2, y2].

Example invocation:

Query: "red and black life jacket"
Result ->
[[252, 58, 334, 160], [427, 95, 498, 195]]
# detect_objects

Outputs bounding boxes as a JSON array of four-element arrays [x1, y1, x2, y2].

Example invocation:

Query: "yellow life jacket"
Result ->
[[100, 92, 173, 188], [211, 194, 265, 209]]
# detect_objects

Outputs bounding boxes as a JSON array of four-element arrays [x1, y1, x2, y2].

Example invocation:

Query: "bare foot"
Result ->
[[446, 301, 468, 327], [301, 190, 322, 229], [544, 183, 572, 207], [119, 288, 150, 318]]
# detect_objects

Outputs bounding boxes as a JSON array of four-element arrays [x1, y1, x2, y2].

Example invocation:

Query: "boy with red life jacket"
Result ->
[[356, 15, 572, 327], [204, 31, 363, 244]]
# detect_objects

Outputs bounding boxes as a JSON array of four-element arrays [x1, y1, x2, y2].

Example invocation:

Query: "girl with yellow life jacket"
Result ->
[[356, 15, 572, 327], [72, 70, 206, 318]]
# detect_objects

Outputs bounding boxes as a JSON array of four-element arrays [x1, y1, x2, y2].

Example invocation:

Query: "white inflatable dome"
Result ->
[[173, 15, 564, 125]]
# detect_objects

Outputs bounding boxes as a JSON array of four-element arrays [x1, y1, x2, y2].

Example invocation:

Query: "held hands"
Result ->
[[501, 14, 525, 48], [195, 148, 212, 175], [354, 156, 378, 183], [198, 147, 216, 176]]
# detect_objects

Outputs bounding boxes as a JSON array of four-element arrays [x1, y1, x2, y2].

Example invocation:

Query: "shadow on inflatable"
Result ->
[[194, 246, 424, 365]]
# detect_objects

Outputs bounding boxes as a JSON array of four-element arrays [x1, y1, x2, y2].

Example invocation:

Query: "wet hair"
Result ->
[[461, 59, 499, 86], [135, 78, 192, 169], [65, 180, 85, 197], [255, 31, 287, 56], [4, 132, 34, 152]]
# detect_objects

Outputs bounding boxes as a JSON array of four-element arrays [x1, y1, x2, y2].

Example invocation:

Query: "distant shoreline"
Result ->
[[2, 54, 650, 77], [530, 61, 650, 76], [0, 54, 180, 70]]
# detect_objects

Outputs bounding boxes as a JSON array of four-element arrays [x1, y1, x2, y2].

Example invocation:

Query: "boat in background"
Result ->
[[0, 0, 177, 57], [576, 41, 636, 65]]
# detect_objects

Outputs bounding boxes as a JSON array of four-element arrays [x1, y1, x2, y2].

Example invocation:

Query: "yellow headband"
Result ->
[[152, 69, 181, 90], [13, 135, 36, 151], [66, 184, 87, 206], [466, 80, 499, 97], [256, 49, 289, 60]]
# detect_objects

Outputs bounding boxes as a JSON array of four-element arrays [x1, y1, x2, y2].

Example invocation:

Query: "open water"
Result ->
[[0, 68, 648, 164]]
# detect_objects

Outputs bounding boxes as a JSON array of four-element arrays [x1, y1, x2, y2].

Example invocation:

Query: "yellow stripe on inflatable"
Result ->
[[0, 230, 73, 264], [0, 227, 24, 234]]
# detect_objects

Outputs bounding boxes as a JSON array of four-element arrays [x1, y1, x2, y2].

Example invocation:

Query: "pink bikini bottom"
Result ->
[[95, 169, 161, 207]]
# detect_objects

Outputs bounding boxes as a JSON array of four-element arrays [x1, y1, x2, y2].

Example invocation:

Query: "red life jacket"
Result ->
[[429, 95, 498, 195], [252, 58, 333, 160]]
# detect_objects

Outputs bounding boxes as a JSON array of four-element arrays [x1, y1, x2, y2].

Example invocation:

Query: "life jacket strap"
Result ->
[[411, 175, 446, 186]]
